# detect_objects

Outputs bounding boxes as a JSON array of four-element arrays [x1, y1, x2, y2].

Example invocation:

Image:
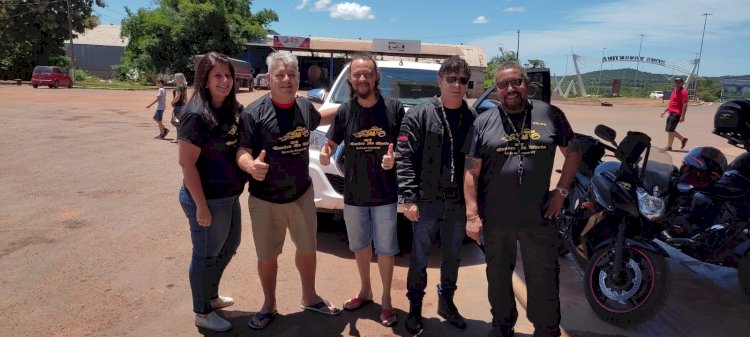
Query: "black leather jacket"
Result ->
[[396, 96, 477, 203]]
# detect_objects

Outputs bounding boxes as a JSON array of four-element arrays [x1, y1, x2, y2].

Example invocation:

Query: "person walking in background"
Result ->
[[177, 52, 246, 332], [660, 77, 689, 151], [396, 56, 477, 334], [147, 78, 169, 139], [319, 54, 404, 327], [170, 73, 188, 143], [237, 51, 340, 331], [464, 61, 581, 337]]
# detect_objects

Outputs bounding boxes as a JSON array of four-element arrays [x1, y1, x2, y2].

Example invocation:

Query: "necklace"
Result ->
[[501, 106, 528, 186], [436, 98, 461, 184]]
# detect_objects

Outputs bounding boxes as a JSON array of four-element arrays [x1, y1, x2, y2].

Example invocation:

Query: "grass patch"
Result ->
[[76, 80, 152, 90]]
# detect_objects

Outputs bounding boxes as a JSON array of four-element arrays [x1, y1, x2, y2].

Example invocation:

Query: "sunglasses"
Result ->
[[496, 78, 525, 89], [445, 76, 470, 85]]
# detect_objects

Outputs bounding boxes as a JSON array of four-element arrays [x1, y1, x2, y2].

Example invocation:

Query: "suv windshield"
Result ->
[[33, 66, 51, 73], [330, 67, 440, 107]]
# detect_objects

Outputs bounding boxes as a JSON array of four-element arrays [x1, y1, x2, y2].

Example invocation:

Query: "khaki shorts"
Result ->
[[248, 186, 317, 260]]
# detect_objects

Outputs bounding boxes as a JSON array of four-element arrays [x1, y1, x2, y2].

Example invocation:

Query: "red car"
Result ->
[[31, 66, 73, 89]]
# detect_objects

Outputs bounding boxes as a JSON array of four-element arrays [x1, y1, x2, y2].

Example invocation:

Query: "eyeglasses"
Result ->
[[352, 72, 375, 80], [496, 78, 525, 89], [445, 76, 469, 85]]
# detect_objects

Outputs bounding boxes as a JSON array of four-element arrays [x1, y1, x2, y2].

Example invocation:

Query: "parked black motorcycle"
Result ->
[[659, 99, 750, 300], [559, 127, 673, 327]]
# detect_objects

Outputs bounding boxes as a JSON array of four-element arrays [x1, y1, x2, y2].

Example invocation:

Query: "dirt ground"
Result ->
[[1, 84, 749, 337]]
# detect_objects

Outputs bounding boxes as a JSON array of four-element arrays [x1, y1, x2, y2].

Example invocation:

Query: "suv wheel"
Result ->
[[33, 84, 38, 88], [67, 81, 73, 88], [53, 80, 59, 89]]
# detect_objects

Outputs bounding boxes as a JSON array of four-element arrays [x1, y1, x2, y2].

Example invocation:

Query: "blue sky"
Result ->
[[97, 0, 750, 77]]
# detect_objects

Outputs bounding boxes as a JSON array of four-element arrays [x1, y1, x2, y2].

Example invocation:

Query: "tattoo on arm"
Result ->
[[465, 156, 479, 170], [566, 140, 581, 154]]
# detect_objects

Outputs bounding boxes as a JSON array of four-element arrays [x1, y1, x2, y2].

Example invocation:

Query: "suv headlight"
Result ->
[[637, 186, 665, 220]]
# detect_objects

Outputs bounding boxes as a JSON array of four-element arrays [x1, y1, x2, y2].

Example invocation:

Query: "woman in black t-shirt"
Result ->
[[177, 52, 246, 332]]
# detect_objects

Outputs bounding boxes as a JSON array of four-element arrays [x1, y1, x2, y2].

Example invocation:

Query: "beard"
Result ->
[[355, 86, 373, 99], [502, 97, 526, 113]]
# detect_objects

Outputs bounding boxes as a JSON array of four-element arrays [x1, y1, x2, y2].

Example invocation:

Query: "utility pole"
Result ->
[[66, 0, 75, 85], [695, 13, 712, 99], [598, 47, 606, 96], [633, 34, 644, 97], [516, 29, 520, 61]]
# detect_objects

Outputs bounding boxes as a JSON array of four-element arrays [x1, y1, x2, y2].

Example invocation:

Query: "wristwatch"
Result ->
[[555, 186, 569, 197]]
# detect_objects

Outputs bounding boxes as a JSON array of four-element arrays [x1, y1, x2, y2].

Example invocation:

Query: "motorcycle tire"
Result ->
[[738, 255, 750, 301], [583, 245, 669, 327]]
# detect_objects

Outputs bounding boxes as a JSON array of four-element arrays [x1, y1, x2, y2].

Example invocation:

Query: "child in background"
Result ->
[[146, 78, 168, 138]]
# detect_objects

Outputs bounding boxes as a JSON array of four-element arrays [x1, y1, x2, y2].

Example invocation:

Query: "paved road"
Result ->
[[0, 85, 748, 337]]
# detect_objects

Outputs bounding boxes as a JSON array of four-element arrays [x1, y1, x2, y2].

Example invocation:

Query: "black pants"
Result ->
[[484, 219, 561, 336]]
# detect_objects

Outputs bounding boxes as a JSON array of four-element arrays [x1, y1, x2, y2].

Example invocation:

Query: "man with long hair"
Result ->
[[319, 54, 404, 327]]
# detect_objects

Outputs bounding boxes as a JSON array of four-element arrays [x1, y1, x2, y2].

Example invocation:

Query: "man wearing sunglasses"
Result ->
[[464, 62, 581, 337], [396, 56, 477, 334]]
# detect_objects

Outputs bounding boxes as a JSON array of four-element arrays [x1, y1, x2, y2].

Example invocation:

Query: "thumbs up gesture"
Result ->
[[250, 150, 270, 181], [319, 141, 332, 166], [381, 143, 395, 170]]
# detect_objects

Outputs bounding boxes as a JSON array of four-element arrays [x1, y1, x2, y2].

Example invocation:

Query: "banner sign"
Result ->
[[372, 39, 421, 54], [273, 35, 311, 49], [603, 56, 666, 66]]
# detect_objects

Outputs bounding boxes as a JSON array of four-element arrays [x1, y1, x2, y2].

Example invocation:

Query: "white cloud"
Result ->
[[314, 0, 332, 11], [504, 7, 526, 13], [295, 0, 309, 10], [473, 16, 488, 24], [330, 2, 375, 20]]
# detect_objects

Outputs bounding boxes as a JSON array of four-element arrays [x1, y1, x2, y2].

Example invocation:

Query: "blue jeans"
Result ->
[[179, 186, 242, 314], [406, 196, 466, 304], [343, 203, 399, 255]]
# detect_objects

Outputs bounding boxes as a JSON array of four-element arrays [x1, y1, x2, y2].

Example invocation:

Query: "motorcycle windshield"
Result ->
[[638, 147, 674, 195]]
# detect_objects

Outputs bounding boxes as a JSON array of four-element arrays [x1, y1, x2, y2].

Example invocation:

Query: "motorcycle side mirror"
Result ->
[[595, 124, 618, 148]]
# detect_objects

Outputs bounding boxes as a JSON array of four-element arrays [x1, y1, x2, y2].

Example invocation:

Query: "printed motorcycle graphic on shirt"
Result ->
[[496, 128, 547, 155], [350, 126, 389, 153], [273, 126, 310, 156]]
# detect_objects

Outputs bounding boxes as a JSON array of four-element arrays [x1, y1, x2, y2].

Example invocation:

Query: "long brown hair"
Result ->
[[185, 52, 242, 128]]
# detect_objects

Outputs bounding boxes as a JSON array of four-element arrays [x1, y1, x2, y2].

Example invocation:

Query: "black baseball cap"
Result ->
[[674, 77, 684, 82]]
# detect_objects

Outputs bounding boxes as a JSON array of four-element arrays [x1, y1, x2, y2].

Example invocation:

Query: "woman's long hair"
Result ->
[[185, 52, 242, 128]]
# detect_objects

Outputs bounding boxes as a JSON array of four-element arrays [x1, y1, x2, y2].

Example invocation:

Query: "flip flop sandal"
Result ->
[[301, 300, 341, 316], [380, 308, 398, 327], [248, 309, 278, 330], [343, 296, 374, 311]]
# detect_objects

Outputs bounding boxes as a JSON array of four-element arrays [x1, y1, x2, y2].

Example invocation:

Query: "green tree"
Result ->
[[696, 78, 721, 102], [527, 59, 546, 68], [119, 0, 277, 82], [0, 0, 105, 80], [484, 49, 518, 88]]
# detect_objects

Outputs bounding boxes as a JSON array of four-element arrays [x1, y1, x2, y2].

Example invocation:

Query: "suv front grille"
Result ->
[[325, 173, 345, 195]]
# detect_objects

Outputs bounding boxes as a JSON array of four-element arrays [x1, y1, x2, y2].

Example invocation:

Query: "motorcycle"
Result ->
[[560, 125, 673, 327], [660, 142, 750, 302]]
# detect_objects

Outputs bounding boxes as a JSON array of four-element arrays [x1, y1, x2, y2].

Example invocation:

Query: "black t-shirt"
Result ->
[[326, 96, 405, 206], [465, 100, 574, 226], [239, 94, 321, 203], [178, 108, 245, 199], [173, 85, 187, 107]]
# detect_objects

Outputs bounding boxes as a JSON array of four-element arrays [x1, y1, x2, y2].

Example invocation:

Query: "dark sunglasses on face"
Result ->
[[445, 76, 470, 85], [496, 78, 525, 89]]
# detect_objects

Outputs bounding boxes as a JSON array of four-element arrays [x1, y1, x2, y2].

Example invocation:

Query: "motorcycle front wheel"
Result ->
[[584, 245, 669, 327], [738, 255, 750, 301]]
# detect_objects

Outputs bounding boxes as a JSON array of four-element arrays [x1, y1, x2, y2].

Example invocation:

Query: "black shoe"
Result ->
[[437, 297, 467, 329], [405, 305, 423, 334], [487, 325, 515, 337]]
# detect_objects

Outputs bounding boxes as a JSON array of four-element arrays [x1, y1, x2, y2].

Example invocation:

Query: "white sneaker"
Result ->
[[211, 295, 235, 310], [195, 312, 232, 332]]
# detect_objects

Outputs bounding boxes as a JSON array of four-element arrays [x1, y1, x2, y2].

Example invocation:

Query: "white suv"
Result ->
[[308, 60, 442, 213]]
